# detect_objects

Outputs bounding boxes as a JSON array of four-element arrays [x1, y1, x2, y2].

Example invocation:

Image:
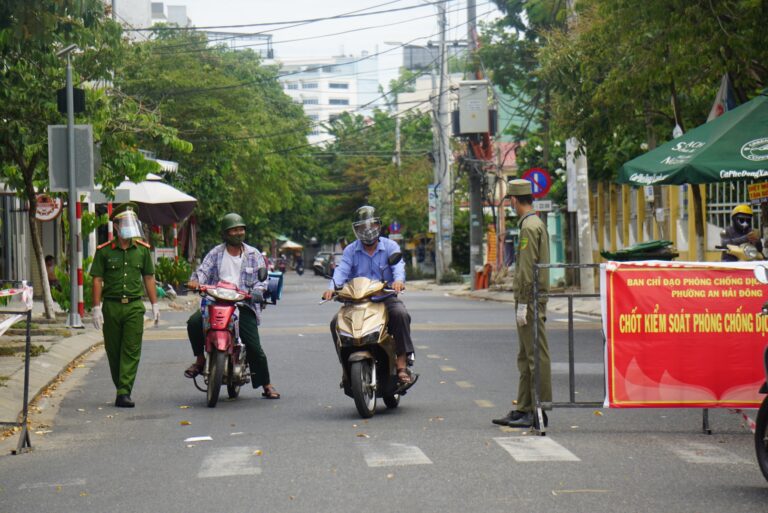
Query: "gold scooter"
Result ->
[[718, 229, 763, 261], [321, 253, 417, 418]]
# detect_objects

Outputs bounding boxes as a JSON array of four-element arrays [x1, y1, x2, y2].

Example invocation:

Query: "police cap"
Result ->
[[507, 178, 532, 197], [110, 202, 139, 221]]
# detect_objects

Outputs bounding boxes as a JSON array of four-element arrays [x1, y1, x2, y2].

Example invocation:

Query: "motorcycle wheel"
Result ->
[[756, 396, 768, 481], [350, 360, 376, 418], [206, 349, 226, 408], [383, 394, 400, 409]]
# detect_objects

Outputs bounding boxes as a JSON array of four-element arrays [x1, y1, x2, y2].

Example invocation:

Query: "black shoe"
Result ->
[[492, 410, 526, 426], [507, 412, 534, 428], [115, 394, 135, 408]]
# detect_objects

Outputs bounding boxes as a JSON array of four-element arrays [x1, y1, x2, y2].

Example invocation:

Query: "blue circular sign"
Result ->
[[521, 168, 552, 199]]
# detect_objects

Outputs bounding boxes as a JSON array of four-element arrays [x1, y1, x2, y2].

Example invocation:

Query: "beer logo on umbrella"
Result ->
[[741, 137, 768, 162]]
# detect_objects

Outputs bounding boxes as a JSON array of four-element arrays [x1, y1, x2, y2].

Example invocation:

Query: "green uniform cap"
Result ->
[[508, 179, 532, 197], [111, 202, 140, 221]]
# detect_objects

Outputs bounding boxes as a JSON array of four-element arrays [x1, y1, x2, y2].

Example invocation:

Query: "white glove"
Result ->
[[516, 303, 528, 326], [92, 305, 103, 330], [151, 303, 160, 323]]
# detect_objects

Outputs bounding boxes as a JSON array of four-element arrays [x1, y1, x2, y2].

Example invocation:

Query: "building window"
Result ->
[[322, 66, 336, 73], [303, 98, 319, 105], [302, 82, 318, 89], [328, 114, 340, 122], [329, 99, 350, 106], [309, 128, 322, 136], [285, 82, 298, 90], [329, 82, 349, 89], [308, 114, 319, 121]]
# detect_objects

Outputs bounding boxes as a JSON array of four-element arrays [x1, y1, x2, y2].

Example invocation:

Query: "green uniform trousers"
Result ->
[[187, 307, 271, 388], [516, 301, 552, 413], [102, 300, 145, 396]]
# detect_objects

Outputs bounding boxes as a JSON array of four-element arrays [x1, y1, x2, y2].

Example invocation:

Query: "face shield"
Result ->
[[353, 217, 381, 245], [114, 209, 143, 240]]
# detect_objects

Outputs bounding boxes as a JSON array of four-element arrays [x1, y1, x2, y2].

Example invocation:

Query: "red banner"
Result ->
[[602, 261, 766, 408]]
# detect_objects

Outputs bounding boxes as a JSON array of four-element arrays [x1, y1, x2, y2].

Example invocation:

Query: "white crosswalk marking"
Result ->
[[198, 446, 263, 478], [358, 442, 433, 467], [494, 437, 581, 462], [670, 441, 749, 464]]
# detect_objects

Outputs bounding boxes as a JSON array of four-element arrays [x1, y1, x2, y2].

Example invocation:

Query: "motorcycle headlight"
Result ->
[[209, 287, 246, 301], [745, 245, 759, 260], [339, 335, 355, 346], [360, 332, 380, 345]]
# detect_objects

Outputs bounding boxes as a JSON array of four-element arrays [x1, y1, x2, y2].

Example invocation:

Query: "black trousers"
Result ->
[[330, 296, 414, 356]]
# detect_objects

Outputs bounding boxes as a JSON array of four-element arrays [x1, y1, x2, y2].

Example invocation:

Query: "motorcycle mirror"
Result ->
[[388, 252, 402, 266], [257, 267, 268, 282], [754, 265, 768, 285]]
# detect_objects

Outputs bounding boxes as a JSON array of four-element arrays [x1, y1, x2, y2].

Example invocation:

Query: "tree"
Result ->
[[0, 0, 187, 319]]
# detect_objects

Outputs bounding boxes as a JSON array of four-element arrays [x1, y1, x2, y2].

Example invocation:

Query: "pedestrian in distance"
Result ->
[[183, 213, 280, 399], [493, 179, 552, 428], [90, 202, 160, 408]]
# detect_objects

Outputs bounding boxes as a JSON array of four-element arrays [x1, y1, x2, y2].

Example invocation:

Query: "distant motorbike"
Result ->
[[192, 268, 268, 407], [276, 258, 287, 274], [321, 252, 417, 418], [296, 260, 304, 276], [751, 264, 768, 482]]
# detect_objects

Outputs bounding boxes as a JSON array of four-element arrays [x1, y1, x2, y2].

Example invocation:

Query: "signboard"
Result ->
[[521, 167, 552, 199], [748, 182, 768, 201], [34, 194, 63, 222], [428, 184, 439, 233], [153, 247, 176, 264], [532, 200, 552, 212], [47, 124, 95, 192], [601, 261, 764, 408], [389, 221, 401, 234]]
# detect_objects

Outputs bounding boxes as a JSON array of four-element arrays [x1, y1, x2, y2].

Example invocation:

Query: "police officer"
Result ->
[[720, 204, 762, 261], [90, 202, 159, 408], [493, 179, 551, 428]]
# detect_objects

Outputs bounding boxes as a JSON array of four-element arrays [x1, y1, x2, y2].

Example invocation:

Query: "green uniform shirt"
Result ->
[[90, 240, 154, 298], [514, 211, 550, 304]]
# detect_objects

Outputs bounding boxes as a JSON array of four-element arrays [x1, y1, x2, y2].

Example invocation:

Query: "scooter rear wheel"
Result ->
[[350, 360, 376, 418], [207, 349, 226, 408], [756, 396, 768, 481]]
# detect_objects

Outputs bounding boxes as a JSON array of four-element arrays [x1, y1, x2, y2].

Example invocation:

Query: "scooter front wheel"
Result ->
[[350, 360, 376, 418], [207, 349, 226, 408], [756, 396, 768, 481]]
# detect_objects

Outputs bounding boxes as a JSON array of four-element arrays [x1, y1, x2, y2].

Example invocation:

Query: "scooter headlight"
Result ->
[[209, 287, 247, 302], [745, 244, 759, 260], [359, 325, 382, 345]]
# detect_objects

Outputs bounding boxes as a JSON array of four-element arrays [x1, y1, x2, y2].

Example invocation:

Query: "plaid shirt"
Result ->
[[191, 242, 268, 323]]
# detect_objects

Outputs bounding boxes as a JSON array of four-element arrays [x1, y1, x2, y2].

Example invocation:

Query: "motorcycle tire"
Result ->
[[756, 395, 768, 482], [383, 393, 400, 409], [206, 349, 226, 408], [350, 360, 376, 418]]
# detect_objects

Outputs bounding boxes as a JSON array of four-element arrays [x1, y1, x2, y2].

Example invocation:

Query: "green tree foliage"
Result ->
[[117, 31, 318, 252], [0, 0, 187, 318]]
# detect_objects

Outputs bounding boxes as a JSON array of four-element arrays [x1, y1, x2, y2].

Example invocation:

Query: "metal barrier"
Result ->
[[0, 281, 34, 453], [531, 263, 602, 435]]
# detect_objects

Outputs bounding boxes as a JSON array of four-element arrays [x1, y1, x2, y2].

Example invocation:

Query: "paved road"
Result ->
[[0, 273, 764, 512]]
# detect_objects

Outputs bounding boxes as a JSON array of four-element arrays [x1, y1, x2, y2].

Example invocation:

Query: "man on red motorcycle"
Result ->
[[322, 205, 415, 385], [184, 213, 280, 399]]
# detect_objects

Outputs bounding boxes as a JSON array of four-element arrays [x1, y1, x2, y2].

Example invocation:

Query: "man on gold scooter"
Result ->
[[322, 205, 415, 385], [721, 204, 763, 262]]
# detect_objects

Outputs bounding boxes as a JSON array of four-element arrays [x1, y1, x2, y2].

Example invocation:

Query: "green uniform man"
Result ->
[[90, 202, 159, 408], [493, 179, 551, 428]]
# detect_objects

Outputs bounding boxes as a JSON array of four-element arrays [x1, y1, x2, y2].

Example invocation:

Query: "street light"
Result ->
[[56, 43, 83, 328]]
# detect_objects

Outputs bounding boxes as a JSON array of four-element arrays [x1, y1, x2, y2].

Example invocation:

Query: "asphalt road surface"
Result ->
[[0, 272, 765, 512]]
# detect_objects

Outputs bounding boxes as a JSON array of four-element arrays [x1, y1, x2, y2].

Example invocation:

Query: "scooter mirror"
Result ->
[[388, 252, 402, 266], [754, 265, 768, 285], [257, 267, 268, 282]]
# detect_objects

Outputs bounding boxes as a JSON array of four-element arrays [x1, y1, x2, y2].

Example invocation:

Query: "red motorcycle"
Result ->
[[194, 273, 268, 407]]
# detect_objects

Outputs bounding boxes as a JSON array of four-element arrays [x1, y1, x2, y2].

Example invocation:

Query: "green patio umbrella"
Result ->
[[617, 92, 768, 186]]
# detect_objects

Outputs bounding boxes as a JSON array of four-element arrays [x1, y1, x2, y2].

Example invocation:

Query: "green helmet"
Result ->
[[220, 213, 246, 233]]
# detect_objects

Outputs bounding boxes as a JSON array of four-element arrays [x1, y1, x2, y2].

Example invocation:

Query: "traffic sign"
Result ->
[[521, 167, 552, 199], [389, 220, 401, 234]]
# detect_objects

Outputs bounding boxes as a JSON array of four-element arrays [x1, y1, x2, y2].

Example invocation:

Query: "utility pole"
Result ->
[[467, 0, 485, 288], [436, 0, 453, 275]]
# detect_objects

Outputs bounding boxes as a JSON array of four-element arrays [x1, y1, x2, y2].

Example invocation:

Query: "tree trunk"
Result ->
[[23, 172, 56, 320]]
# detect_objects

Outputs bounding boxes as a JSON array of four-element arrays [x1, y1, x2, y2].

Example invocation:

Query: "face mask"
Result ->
[[225, 234, 245, 246]]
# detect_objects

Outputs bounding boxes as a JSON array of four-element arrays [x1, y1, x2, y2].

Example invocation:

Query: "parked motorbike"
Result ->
[[751, 264, 768, 481], [321, 252, 417, 418], [191, 267, 269, 408]]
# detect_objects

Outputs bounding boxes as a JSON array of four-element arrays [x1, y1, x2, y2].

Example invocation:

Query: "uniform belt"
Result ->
[[104, 297, 142, 304]]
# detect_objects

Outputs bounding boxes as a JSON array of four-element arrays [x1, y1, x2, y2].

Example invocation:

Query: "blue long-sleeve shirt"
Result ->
[[329, 238, 405, 289]]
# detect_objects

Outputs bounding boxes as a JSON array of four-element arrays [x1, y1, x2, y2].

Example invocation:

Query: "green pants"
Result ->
[[515, 302, 552, 412], [187, 307, 271, 388], [102, 300, 145, 396]]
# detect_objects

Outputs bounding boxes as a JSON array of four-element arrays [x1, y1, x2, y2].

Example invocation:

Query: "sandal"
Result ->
[[184, 361, 204, 379], [397, 368, 412, 385], [262, 385, 281, 399]]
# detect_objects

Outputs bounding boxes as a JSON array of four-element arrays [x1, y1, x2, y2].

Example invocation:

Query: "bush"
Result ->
[[155, 257, 191, 289], [439, 268, 465, 284], [52, 256, 95, 312]]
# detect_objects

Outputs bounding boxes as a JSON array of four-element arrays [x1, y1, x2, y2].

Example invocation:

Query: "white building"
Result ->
[[274, 53, 381, 146]]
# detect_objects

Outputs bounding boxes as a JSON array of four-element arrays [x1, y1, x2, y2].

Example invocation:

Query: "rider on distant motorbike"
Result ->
[[184, 213, 280, 399], [322, 205, 415, 384], [721, 204, 762, 262]]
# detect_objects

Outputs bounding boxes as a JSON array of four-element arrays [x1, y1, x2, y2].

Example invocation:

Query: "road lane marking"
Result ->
[[440, 366, 457, 372], [455, 381, 474, 388], [19, 478, 87, 490], [426, 354, 442, 359], [494, 437, 580, 462], [198, 446, 263, 478], [168, 325, 187, 330], [669, 441, 748, 464], [475, 399, 495, 408], [551, 362, 604, 375], [358, 442, 432, 467]]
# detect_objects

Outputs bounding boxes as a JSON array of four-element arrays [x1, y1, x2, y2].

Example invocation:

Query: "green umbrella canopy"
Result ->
[[617, 93, 768, 186]]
